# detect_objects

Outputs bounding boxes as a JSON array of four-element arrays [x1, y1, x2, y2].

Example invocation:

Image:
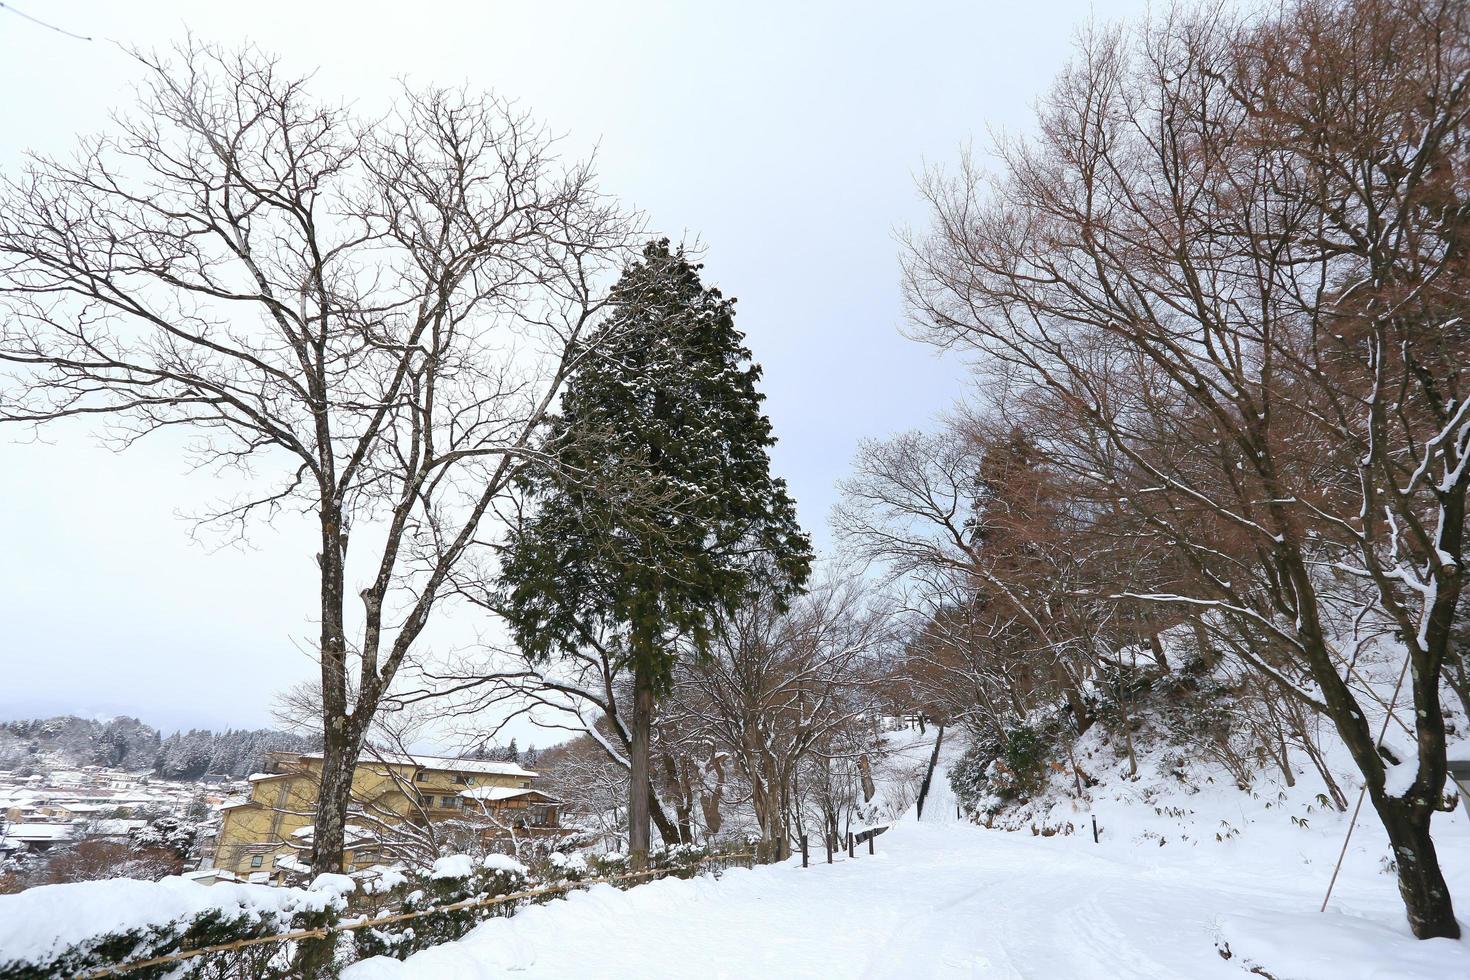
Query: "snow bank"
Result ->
[[296, 691, 1470, 976], [1220, 909, 1469, 980]]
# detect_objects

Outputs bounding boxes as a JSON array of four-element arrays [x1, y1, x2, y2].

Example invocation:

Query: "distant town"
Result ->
[[0, 714, 566, 893], [0, 715, 317, 890]]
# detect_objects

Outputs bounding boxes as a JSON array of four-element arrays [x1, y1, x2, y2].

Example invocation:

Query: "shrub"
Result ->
[[948, 738, 999, 814], [349, 855, 528, 962]]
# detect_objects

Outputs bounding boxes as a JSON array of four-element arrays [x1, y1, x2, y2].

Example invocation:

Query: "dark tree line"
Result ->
[[155, 727, 319, 779]]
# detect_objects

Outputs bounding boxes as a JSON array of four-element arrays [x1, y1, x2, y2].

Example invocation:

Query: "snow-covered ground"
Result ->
[[344, 819, 1470, 978], [7, 726, 1467, 977], [345, 736, 1470, 980]]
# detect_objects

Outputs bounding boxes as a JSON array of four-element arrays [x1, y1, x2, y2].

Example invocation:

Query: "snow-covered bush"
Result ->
[[948, 739, 998, 816], [542, 850, 589, 881], [586, 851, 630, 877], [0, 875, 346, 980], [1, 842, 744, 978], [648, 842, 713, 879], [349, 855, 527, 963]]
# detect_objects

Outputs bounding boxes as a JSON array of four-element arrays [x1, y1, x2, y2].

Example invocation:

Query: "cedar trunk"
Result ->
[[629, 666, 654, 869]]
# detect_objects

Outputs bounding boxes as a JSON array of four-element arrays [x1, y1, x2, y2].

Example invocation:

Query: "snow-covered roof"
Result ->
[[285, 751, 538, 779], [458, 786, 560, 803], [288, 823, 378, 845], [183, 868, 239, 884], [274, 853, 311, 876], [7, 824, 73, 841]]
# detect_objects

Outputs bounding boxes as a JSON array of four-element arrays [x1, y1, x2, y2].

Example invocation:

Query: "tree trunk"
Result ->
[[700, 755, 725, 836], [1373, 796, 1460, 940], [310, 508, 354, 876], [648, 783, 681, 846], [857, 754, 876, 803], [1147, 631, 1168, 671], [775, 772, 793, 861], [311, 734, 357, 874], [662, 753, 694, 843], [1281, 551, 1458, 940], [628, 666, 654, 869]]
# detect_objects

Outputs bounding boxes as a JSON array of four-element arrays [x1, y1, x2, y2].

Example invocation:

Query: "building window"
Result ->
[[441, 796, 460, 809], [416, 770, 430, 782], [250, 855, 263, 868]]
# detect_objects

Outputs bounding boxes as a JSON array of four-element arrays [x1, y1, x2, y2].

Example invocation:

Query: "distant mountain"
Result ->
[[0, 715, 318, 778]]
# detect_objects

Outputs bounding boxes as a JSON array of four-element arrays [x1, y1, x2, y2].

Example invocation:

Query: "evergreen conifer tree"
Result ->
[[497, 239, 811, 866]]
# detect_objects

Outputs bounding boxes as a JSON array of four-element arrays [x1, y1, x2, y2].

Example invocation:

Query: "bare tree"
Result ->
[[904, 0, 1470, 938], [426, 631, 689, 847], [536, 732, 632, 851], [835, 420, 1130, 746], [673, 576, 888, 858], [0, 40, 636, 874]]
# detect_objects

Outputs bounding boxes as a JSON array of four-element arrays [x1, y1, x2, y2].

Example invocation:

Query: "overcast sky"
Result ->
[[0, 0, 1161, 737]]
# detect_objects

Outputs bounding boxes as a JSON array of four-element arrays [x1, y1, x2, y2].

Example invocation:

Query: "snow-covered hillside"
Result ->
[[344, 727, 1470, 979]]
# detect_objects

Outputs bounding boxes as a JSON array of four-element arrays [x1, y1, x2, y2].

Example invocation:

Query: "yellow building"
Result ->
[[210, 751, 562, 883]]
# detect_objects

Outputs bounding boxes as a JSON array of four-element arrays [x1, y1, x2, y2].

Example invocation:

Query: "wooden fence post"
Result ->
[[868, 833, 874, 855], [801, 834, 809, 868], [847, 832, 854, 858]]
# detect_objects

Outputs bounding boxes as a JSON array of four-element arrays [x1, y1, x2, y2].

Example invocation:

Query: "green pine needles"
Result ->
[[498, 239, 812, 693]]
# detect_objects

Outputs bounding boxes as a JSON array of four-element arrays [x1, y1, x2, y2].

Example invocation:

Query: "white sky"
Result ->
[[0, 0, 1163, 736]]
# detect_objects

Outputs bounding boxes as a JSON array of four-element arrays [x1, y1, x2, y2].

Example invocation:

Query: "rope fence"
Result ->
[[82, 850, 758, 979]]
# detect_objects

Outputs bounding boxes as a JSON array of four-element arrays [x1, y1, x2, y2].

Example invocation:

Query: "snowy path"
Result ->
[[345, 814, 1470, 979]]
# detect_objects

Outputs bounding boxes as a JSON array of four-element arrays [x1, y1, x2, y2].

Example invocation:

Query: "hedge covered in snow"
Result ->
[[0, 873, 346, 979], [0, 846, 732, 978]]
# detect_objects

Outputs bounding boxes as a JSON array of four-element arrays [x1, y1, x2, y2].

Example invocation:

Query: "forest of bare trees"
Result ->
[[841, 0, 1470, 940]]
